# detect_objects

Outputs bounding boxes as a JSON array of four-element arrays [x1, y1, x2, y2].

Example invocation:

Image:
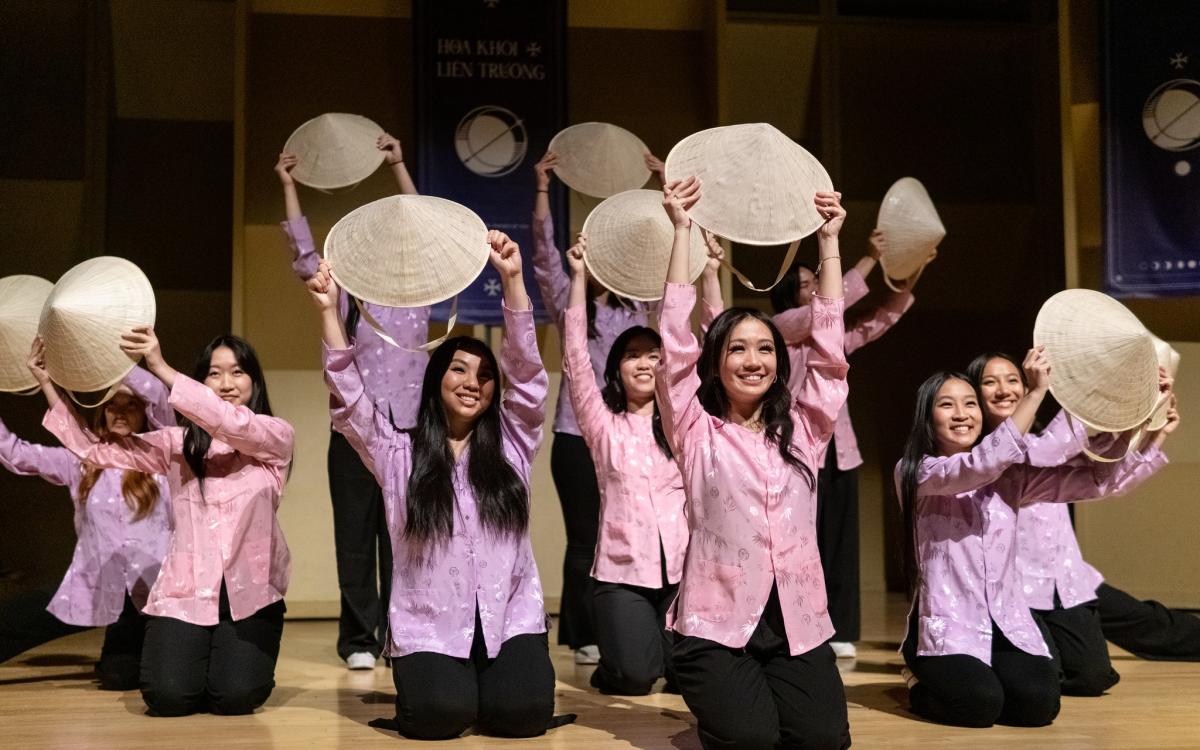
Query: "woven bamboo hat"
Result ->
[[1033, 289, 1159, 433], [876, 177, 945, 281], [581, 189, 708, 301], [39, 257, 156, 397], [548, 122, 651, 198], [0, 275, 55, 394], [1148, 334, 1181, 431], [324, 194, 489, 308], [663, 123, 832, 245], [283, 113, 386, 191]]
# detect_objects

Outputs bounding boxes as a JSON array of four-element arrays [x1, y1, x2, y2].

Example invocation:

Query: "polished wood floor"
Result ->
[[3, 593, 1198, 749]]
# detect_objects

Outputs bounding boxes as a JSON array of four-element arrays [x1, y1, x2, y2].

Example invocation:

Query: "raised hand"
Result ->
[[662, 176, 701, 229], [1162, 394, 1180, 435], [275, 153, 298, 186], [702, 228, 725, 274], [120, 325, 172, 385], [1022, 345, 1051, 393], [815, 191, 846, 239], [487, 230, 523, 278], [377, 133, 403, 165], [644, 152, 666, 181], [534, 150, 558, 191], [27, 337, 51, 387], [566, 236, 587, 277], [868, 229, 885, 260], [307, 259, 341, 312]]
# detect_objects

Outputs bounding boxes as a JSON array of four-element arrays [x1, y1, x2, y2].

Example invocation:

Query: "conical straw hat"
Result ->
[[283, 113, 386, 191], [0, 275, 54, 394], [1033, 289, 1159, 433], [548, 122, 651, 199], [664, 123, 833, 245], [39, 257, 156, 395], [1147, 334, 1181, 431], [876, 177, 945, 281], [324, 194, 490, 308], [581, 189, 708, 302]]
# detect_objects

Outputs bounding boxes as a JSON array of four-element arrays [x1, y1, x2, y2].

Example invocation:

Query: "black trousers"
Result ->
[[901, 606, 1060, 728], [390, 611, 556, 740], [1096, 582, 1200, 661], [139, 583, 285, 717], [0, 586, 147, 690], [328, 429, 392, 660], [672, 586, 851, 750], [1031, 595, 1119, 696], [591, 574, 678, 695], [816, 438, 860, 642], [550, 432, 600, 648]]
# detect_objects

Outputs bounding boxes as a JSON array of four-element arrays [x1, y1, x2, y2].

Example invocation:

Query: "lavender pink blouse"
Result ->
[[0, 368, 173, 627], [44, 375, 294, 625], [1018, 411, 1168, 610], [900, 418, 1157, 665], [283, 215, 430, 430], [324, 302, 549, 659], [562, 303, 688, 589], [657, 282, 849, 655]]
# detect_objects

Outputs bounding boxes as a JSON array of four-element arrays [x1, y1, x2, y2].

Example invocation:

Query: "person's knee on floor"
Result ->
[[396, 686, 476, 740], [208, 679, 274, 715], [1061, 662, 1120, 697], [141, 674, 207, 717], [477, 687, 554, 738], [96, 653, 140, 691], [590, 660, 659, 695], [909, 677, 1004, 728], [999, 678, 1060, 727]]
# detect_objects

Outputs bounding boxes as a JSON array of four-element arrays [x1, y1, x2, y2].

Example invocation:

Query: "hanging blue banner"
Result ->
[[414, 0, 567, 324], [1103, 0, 1200, 297]]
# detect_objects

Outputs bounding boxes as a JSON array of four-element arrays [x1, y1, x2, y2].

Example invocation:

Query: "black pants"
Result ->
[[816, 438, 860, 642], [1096, 582, 1200, 661], [140, 583, 285, 717], [591, 574, 678, 695], [0, 587, 147, 690], [672, 586, 851, 750], [328, 430, 392, 660], [1031, 595, 1119, 696], [390, 611, 556, 740], [901, 606, 1060, 728], [550, 432, 600, 648]]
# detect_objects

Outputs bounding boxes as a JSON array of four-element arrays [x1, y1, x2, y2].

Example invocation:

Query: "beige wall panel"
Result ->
[[1075, 341, 1200, 607], [242, 223, 324, 371], [724, 23, 819, 138], [1070, 103, 1101, 249], [111, 0, 234, 121], [0, 179, 85, 276]]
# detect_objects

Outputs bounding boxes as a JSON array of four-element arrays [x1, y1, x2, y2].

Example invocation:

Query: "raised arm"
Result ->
[[123, 365, 175, 429], [42, 400, 173, 475], [168, 377, 293, 467], [531, 151, 569, 324], [844, 289, 913, 355], [698, 229, 724, 332], [916, 418, 1028, 497], [563, 239, 608, 446], [0, 416, 78, 487], [772, 268, 869, 345], [378, 133, 418, 195], [275, 153, 319, 280]]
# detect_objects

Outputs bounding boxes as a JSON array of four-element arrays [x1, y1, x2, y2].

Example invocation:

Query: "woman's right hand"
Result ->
[[27, 337, 51, 387], [566, 236, 587, 277], [307, 260, 341, 312], [275, 153, 298, 186], [662, 176, 701, 229], [534, 150, 558, 191], [1023, 345, 1051, 393]]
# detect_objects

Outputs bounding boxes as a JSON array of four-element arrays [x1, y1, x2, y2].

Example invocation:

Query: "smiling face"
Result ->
[[102, 386, 147, 437], [719, 317, 778, 414], [204, 345, 254, 407], [978, 356, 1026, 430], [619, 333, 660, 404], [440, 347, 496, 428], [932, 378, 983, 455]]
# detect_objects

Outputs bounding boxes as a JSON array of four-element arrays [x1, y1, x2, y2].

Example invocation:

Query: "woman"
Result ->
[[658, 175, 853, 749], [895, 353, 1169, 728], [43, 329, 294, 717], [967, 351, 1175, 695], [0, 344, 172, 690], [313, 231, 557, 740], [276, 132, 428, 670]]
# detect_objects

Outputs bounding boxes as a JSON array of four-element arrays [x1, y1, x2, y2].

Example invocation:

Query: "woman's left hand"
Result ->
[[815, 191, 846, 239], [487, 230, 522, 278], [121, 325, 167, 374]]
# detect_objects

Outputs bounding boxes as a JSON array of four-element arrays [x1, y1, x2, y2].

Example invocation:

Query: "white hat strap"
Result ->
[[712, 238, 802, 293], [354, 296, 460, 355]]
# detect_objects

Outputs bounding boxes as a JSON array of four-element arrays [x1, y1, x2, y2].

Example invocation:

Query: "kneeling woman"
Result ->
[[658, 177, 852, 750], [896, 354, 1163, 728], [44, 330, 294, 716], [313, 233, 556, 740]]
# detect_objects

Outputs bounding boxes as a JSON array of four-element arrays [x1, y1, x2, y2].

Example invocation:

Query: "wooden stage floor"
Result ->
[[3, 593, 1198, 749]]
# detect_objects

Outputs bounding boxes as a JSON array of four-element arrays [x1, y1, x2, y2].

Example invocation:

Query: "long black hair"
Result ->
[[897, 370, 979, 596], [182, 335, 274, 489], [696, 308, 815, 490], [404, 336, 528, 544], [769, 260, 816, 314], [600, 326, 672, 459]]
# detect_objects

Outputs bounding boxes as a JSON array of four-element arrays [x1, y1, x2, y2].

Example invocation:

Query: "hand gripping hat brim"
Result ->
[[39, 257, 156, 395], [324, 194, 490, 309], [876, 177, 946, 281], [581, 189, 708, 302], [1148, 334, 1181, 431], [664, 123, 833, 245], [0, 275, 55, 393], [1033, 289, 1160, 433], [548, 122, 652, 199], [284, 113, 387, 191]]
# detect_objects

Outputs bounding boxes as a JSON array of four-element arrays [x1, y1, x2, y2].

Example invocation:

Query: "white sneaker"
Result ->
[[574, 645, 600, 665], [900, 666, 918, 689], [829, 641, 857, 658], [346, 652, 377, 670]]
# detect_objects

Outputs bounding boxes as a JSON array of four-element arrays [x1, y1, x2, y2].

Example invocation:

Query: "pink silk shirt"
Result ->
[[657, 282, 849, 655], [0, 367, 173, 626], [324, 302, 550, 659], [900, 418, 1157, 665], [1018, 411, 1168, 609], [562, 303, 688, 589], [44, 375, 295, 625], [775, 272, 913, 471], [283, 215, 430, 430], [532, 212, 653, 437]]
